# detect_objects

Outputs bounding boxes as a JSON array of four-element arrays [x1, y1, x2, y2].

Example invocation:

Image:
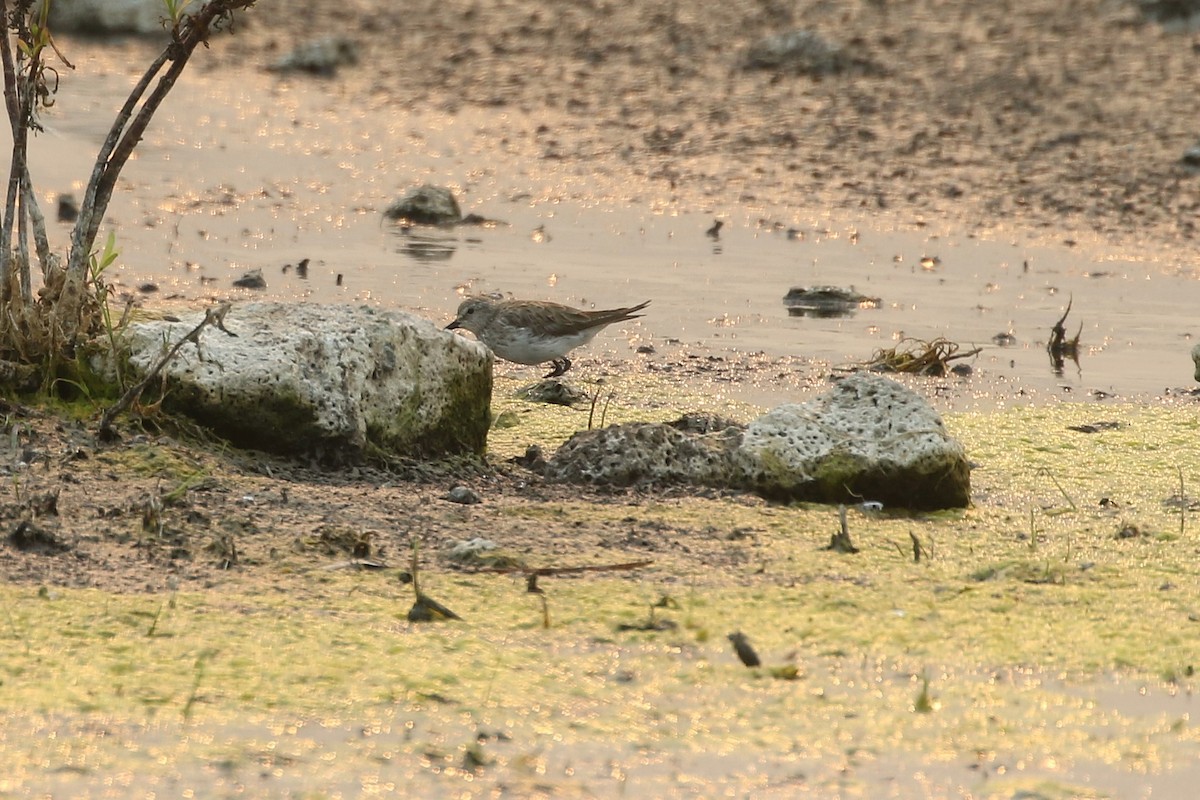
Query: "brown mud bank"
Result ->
[[3, 371, 1200, 797]]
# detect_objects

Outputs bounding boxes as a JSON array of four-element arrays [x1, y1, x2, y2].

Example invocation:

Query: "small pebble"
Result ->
[[446, 486, 481, 505], [57, 194, 79, 223]]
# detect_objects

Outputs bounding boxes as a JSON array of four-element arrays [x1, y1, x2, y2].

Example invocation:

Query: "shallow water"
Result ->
[[10, 36, 1200, 415]]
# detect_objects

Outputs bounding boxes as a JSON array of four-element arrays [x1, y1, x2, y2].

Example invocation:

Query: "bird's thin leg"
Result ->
[[543, 357, 572, 378]]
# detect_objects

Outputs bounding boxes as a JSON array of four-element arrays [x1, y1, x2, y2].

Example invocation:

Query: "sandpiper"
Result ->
[[446, 296, 650, 377]]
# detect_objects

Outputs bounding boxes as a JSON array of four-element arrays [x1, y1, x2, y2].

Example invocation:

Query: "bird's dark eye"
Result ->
[[465, 307, 475, 315]]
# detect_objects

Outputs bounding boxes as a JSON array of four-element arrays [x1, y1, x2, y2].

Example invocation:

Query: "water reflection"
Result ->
[[390, 230, 458, 262]]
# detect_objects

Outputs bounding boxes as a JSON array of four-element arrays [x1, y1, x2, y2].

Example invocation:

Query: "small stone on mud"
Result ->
[[741, 29, 880, 76], [1116, 524, 1142, 539], [9, 520, 68, 553], [446, 538, 526, 569], [512, 444, 546, 473], [492, 409, 521, 429], [447, 538, 498, 562], [728, 631, 761, 667], [446, 486, 481, 505], [516, 380, 589, 406]]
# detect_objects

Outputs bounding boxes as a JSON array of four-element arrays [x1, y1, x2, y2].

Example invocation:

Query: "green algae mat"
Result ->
[[2, 401, 1200, 798]]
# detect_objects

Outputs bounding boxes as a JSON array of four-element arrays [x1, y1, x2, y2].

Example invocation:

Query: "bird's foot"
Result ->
[[542, 358, 572, 379]]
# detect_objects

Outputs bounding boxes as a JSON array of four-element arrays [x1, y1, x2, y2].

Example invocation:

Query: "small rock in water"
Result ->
[[383, 185, 463, 226], [783, 285, 880, 318], [57, 194, 79, 223], [992, 332, 1017, 346], [233, 268, 266, 289], [267, 36, 358, 76]]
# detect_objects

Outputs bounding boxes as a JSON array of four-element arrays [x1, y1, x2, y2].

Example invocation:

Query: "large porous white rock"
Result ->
[[46, 0, 169, 35], [115, 302, 492, 461], [736, 373, 970, 509]]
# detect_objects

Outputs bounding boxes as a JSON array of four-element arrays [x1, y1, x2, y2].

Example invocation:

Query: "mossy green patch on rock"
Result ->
[[164, 380, 328, 456], [369, 360, 491, 458]]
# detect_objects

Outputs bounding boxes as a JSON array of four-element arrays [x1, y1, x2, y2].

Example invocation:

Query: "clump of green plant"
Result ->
[[0, 0, 258, 394]]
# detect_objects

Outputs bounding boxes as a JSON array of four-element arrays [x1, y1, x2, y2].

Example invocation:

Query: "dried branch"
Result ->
[[0, 0, 25, 298], [98, 303, 236, 438], [475, 559, 654, 579]]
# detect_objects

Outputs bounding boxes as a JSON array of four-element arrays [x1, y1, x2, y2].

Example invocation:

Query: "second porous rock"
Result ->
[[544, 374, 970, 510], [736, 373, 970, 510]]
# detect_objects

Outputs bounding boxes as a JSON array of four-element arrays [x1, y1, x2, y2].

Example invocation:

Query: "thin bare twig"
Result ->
[[98, 303, 236, 438], [0, 0, 26, 298], [480, 559, 654, 595]]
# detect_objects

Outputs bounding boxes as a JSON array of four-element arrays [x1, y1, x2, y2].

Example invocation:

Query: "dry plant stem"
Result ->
[[478, 559, 654, 578], [0, 0, 26, 298], [3, 7, 51, 304], [587, 389, 599, 430], [98, 303, 234, 436], [1177, 466, 1186, 536], [21, 168, 50, 282]]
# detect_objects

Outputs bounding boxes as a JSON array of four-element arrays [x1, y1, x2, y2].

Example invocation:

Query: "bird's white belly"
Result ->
[[490, 329, 599, 365]]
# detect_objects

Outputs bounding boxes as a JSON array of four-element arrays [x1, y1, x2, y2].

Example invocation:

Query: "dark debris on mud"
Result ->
[[0, 402, 777, 594]]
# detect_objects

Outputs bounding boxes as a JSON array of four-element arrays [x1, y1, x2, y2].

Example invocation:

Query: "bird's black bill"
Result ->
[[445, 320, 461, 330]]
